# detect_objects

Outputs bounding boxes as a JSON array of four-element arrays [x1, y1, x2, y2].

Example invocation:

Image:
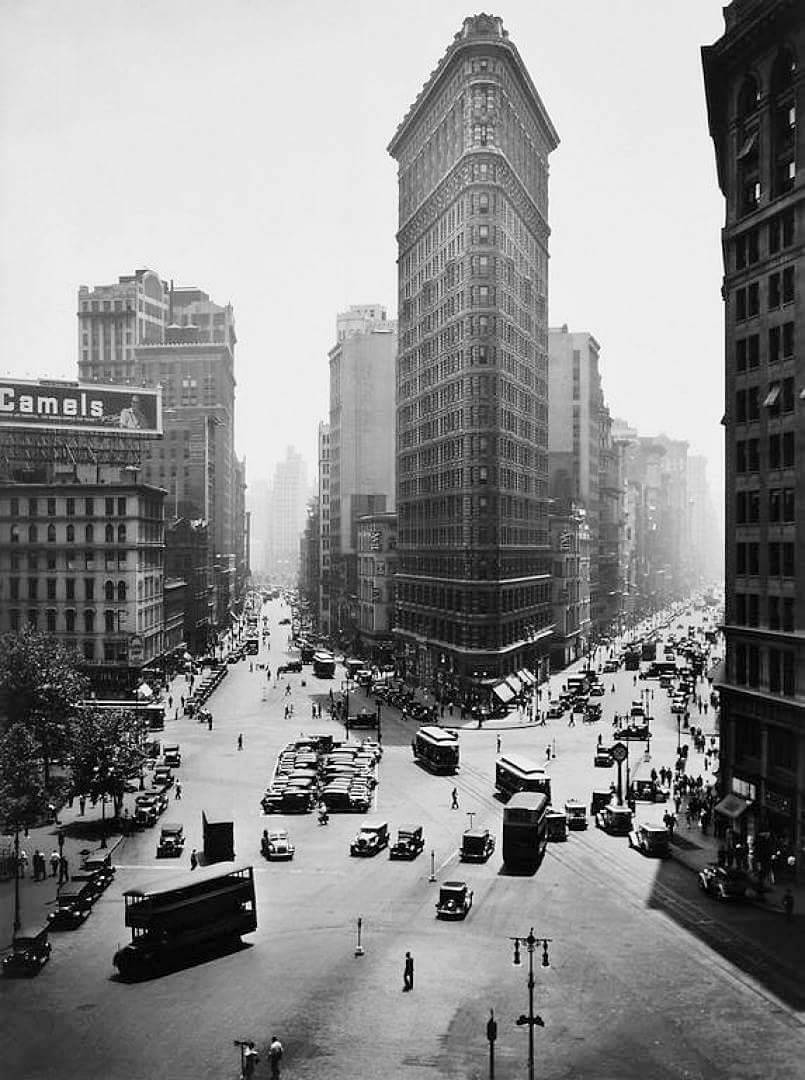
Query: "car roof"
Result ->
[[398, 824, 422, 833], [463, 828, 489, 838], [442, 880, 467, 889]]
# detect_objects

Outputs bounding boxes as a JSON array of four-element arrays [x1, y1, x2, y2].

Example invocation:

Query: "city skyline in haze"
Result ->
[[0, 1, 726, 510]]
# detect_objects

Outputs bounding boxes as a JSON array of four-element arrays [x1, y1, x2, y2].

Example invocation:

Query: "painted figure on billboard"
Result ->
[[118, 395, 148, 430]]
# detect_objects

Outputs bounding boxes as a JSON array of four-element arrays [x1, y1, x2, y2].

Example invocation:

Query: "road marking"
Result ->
[[435, 849, 459, 875]]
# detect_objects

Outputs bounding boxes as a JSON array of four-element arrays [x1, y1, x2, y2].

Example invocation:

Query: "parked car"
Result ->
[[389, 824, 425, 860], [590, 789, 613, 816], [698, 864, 750, 900], [564, 800, 588, 830], [630, 778, 668, 803], [596, 805, 634, 836], [47, 884, 94, 930], [261, 828, 295, 860], [162, 744, 181, 768], [350, 820, 389, 856], [134, 794, 160, 828], [547, 702, 565, 719], [460, 828, 495, 862], [2, 926, 51, 977], [603, 659, 619, 673], [156, 822, 185, 858], [277, 660, 303, 675], [589, 683, 605, 697], [629, 822, 670, 857], [153, 765, 174, 789], [435, 880, 473, 920]]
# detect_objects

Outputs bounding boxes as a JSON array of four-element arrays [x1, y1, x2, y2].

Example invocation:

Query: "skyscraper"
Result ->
[[388, 14, 558, 697], [702, 1, 803, 859], [265, 447, 309, 586], [326, 305, 397, 644]]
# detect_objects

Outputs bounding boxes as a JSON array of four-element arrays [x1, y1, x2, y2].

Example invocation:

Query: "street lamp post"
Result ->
[[13, 826, 21, 932], [510, 929, 551, 1080]]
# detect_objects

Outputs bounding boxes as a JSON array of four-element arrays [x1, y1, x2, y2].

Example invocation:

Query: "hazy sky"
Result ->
[[0, 0, 727, 506]]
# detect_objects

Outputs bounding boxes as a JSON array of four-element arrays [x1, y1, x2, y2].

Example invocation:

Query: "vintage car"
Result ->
[[546, 702, 565, 719], [145, 788, 170, 814], [153, 765, 174, 790], [261, 789, 285, 814], [596, 805, 634, 836], [162, 744, 181, 768], [698, 864, 750, 901], [389, 824, 425, 860], [435, 881, 473, 920], [134, 794, 160, 828], [47, 883, 94, 929], [564, 800, 588, 830], [589, 683, 606, 697], [603, 659, 619, 673], [347, 709, 380, 729], [156, 822, 185, 858], [277, 660, 303, 675], [261, 828, 295, 860], [460, 827, 495, 862], [594, 746, 614, 768], [629, 822, 670, 858], [590, 789, 614, 816], [545, 810, 568, 842], [671, 697, 688, 714], [618, 722, 651, 741], [2, 926, 52, 977], [585, 702, 603, 722], [631, 778, 668, 803], [279, 617, 291, 625], [78, 849, 115, 889], [350, 820, 389, 856]]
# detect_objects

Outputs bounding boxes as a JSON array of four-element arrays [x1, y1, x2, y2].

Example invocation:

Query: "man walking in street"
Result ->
[[190, 848, 198, 870], [451, 787, 459, 810], [403, 951, 414, 991], [268, 1035, 283, 1079], [58, 855, 69, 884], [50, 850, 60, 877], [496, 734, 501, 754]]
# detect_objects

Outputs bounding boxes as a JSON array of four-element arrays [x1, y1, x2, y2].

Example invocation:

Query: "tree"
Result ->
[[0, 628, 89, 785], [66, 708, 146, 840], [0, 723, 48, 931]]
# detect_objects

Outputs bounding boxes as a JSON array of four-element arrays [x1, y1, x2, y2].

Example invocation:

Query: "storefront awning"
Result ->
[[492, 682, 515, 704], [505, 674, 523, 694], [518, 668, 536, 687], [714, 793, 749, 820]]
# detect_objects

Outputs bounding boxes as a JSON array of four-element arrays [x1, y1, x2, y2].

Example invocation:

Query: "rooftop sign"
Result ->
[[0, 379, 162, 437]]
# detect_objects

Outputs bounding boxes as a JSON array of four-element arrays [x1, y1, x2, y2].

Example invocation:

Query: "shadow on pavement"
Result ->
[[110, 937, 253, 983]]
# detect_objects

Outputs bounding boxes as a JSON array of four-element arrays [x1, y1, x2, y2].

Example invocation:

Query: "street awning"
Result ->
[[505, 674, 523, 694], [714, 793, 749, 820], [518, 668, 536, 687], [493, 682, 515, 704]]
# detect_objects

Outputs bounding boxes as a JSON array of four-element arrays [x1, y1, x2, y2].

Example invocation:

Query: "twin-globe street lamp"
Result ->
[[508, 929, 551, 1080]]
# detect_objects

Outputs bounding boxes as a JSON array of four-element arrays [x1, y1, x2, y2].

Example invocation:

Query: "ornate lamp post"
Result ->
[[510, 928, 551, 1080]]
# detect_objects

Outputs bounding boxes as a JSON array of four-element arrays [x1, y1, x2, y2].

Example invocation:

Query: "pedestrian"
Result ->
[[175, 782, 182, 800], [47, 802, 59, 824], [568, 712, 575, 727], [181, 694, 185, 708], [403, 950, 414, 991], [79, 794, 86, 815], [237, 733, 243, 751], [208, 714, 213, 731], [32, 850, 43, 881], [241, 1041, 259, 1079], [58, 854, 69, 884], [496, 734, 501, 754], [318, 703, 323, 719], [50, 849, 60, 877], [312, 703, 316, 719], [268, 1035, 283, 1079], [597, 733, 603, 747], [250, 662, 254, 673], [190, 848, 198, 870], [545, 745, 551, 761], [168, 695, 173, 709], [451, 787, 459, 810]]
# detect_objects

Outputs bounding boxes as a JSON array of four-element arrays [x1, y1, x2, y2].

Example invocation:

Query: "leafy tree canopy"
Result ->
[[0, 722, 47, 831], [0, 627, 89, 730], [67, 708, 146, 809]]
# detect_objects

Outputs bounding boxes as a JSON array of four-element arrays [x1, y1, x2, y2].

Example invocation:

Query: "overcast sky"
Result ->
[[0, 0, 727, 509]]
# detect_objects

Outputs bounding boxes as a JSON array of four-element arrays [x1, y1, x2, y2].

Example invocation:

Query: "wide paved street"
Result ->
[[2, 600, 804, 1080]]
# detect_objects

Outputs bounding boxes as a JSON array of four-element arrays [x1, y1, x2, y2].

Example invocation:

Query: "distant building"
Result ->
[[326, 305, 396, 645], [357, 512, 398, 664], [317, 422, 331, 634], [164, 517, 214, 656], [77, 268, 169, 384], [264, 447, 309, 587], [549, 508, 591, 669], [388, 14, 558, 697], [702, 0, 804, 863]]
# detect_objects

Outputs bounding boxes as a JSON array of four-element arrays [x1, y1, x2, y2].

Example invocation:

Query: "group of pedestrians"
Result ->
[[16, 847, 69, 882]]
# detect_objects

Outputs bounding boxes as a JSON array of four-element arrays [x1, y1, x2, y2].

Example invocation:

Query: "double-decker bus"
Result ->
[[312, 651, 336, 678], [502, 792, 549, 871], [495, 753, 552, 803], [411, 726, 460, 774], [113, 864, 257, 979]]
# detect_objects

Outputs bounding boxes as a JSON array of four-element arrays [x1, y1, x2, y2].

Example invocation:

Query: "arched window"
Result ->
[[65, 609, 76, 632], [105, 580, 115, 602], [117, 581, 127, 602], [47, 524, 56, 543], [117, 524, 127, 543], [66, 524, 75, 543], [85, 524, 94, 543], [84, 609, 95, 633], [28, 524, 38, 543], [105, 523, 114, 543], [104, 610, 116, 634], [737, 74, 760, 118]]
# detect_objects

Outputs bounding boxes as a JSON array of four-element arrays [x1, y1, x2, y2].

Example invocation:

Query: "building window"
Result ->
[[9, 578, 19, 601], [66, 498, 75, 517], [9, 609, 20, 631], [84, 610, 95, 633], [783, 652, 795, 696], [47, 498, 56, 516], [46, 578, 56, 600], [65, 609, 76, 632], [85, 579, 95, 601], [47, 524, 56, 543], [28, 610, 38, 631], [28, 498, 37, 517], [105, 498, 114, 516], [10, 524, 19, 543], [82, 640, 95, 661], [28, 524, 38, 543], [117, 524, 127, 543], [85, 498, 94, 517], [66, 524, 75, 543], [104, 610, 115, 634], [105, 524, 114, 543], [117, 497, 127, 516], [105, 580, 115, 602], [46, 610, 56, 634], [117, 581, 127, 602]]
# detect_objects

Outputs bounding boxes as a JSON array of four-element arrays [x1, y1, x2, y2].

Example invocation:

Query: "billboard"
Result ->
[[0, 379, 162, 437]]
